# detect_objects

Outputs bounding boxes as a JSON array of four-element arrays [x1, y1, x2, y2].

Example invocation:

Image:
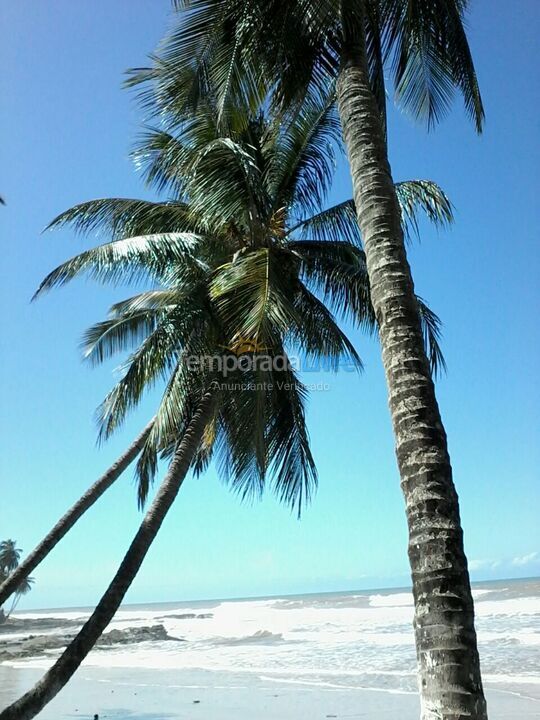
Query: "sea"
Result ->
[[1, 577, 539, 719]]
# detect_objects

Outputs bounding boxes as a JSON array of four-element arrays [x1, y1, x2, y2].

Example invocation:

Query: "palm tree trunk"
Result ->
[[335, 6, 487, 719], [0, 390, 214, 720], [0, 420, 154, 608], [6, 593, 21, 620]]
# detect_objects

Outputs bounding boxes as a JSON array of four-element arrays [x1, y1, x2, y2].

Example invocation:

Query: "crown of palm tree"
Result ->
[[35, 90, 450, 514], [0, 540, 22, 574], [127, 0, 483, 135]]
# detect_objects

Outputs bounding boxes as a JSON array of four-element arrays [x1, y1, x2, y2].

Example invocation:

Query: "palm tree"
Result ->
[[0, 420, 154, 608], [0, 91, 450, 719], [0, 540, 21, 572], [135, 2, 487, 716], [0, 390, 215, 720], [0, 541, 34, 623]]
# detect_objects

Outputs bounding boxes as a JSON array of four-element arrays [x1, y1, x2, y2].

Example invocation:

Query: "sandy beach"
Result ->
[[1, 580, 539, 718], [1, 665, 539, 719]]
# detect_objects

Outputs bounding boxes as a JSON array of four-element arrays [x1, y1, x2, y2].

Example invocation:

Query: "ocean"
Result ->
[[1, 577, 539, 719]]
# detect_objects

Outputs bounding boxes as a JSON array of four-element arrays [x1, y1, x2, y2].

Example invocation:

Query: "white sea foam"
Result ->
[[7, 580, 539, 693], [369, 592, 413, 607]]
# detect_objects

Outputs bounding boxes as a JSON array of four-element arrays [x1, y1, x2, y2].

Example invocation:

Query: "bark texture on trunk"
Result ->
[[0, 392, 214, 720], [336, 7, 487, 719], [0, 419, 155, 608]]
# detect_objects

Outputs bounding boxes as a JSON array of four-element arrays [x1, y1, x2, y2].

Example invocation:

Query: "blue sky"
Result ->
[[1, 1, 539, 610]]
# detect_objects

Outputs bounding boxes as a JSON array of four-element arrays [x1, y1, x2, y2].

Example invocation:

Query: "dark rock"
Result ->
[[97, 624, 178, 646], [0, 624, 184, 662]]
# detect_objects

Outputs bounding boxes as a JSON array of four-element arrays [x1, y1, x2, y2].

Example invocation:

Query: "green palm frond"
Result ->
[[211, 354, 317, 516], [33, 233, 205, 298], [288, 200, 361, 245], [291, 179, 453, 246], [266, 365, 317, 517], [46, 198, 197, 239], [292, 284, 364, 371], [416, 295, 447, 377], [290, 238, 375, 331], [395, 180, 453, 240], [95, 319, 182, 441], [133, 122, 220, 196], [81, 311, 161, 367], [210, 247, 303, 345], [187, 137, 264, 231], [109, 289, 187, 315], [156, 0, 483, 135], [383, 0, 484, 131], [267, 89, 342, 215], [15, 575, 34, 596], [291, 238, 445, 375], [213, 371, 269, 502]]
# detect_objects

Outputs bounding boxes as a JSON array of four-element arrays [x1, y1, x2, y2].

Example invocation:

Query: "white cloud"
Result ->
[[469, 553, 539, 572], [512, 551, 539, 567], [469, 558, 501, 572]]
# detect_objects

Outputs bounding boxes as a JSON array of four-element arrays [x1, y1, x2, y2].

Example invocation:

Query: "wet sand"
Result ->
[[1, 665, 538, 719]]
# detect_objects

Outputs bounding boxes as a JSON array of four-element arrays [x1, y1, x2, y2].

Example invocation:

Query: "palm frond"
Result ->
[[292, 283, 364, 372], [416, 295, 447, 377], [289, 239, 376, 331], [134, 359, 202, 506], [288, 199, 361, 245], [267, 89, 341, 216], [95, 319, 182, 441], [46, 198, 197, 239], [81, 311, 161, 367], [33, 233, 204, 298], [210, 247, 303, 345], [109, 289, 187, 315], [187, 137, 265, 231], [394, 180, 453, 241], [266, 364, 317, 517], [383, 0, 484, 131], [133, 125, 213, 195]]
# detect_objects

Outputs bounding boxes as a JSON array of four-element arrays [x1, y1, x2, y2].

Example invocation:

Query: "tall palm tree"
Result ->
[[0, 92, 450, 719], [0, 420, 154, 608], [135, 3, 487, 716]]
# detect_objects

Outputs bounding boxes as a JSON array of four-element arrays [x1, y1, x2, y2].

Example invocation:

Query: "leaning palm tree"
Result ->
[[133, 2, 487, 716], [0, 420, 154, 607], [2, 574, 34, 619], [0, 90, 450, 719]]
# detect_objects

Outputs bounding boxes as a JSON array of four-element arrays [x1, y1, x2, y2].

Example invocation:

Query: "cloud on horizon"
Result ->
[[512, 551, 539, 567], [469, 551, 539, 574]]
